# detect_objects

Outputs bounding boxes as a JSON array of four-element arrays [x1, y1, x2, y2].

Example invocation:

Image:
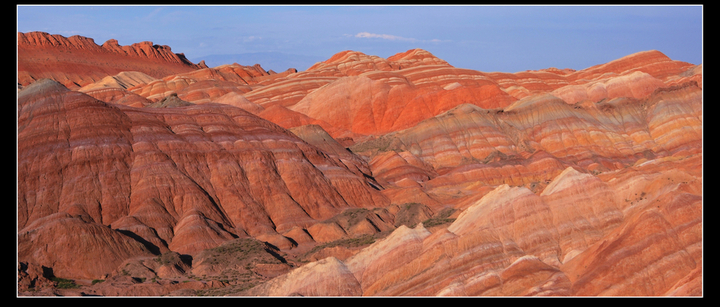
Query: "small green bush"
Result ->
[[422, 217, 456, 228], [52, 277, 80, 289], [303, 234, 376, 258]]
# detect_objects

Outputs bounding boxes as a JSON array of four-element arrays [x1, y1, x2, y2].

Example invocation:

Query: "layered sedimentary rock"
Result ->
[[351, 79, 702, 193], [257, 104, 360, 142], [18, 31, 207, 89], [126, 73, 252, 103], [78, 71, 158, 107], [116, 64, 295, 107], [83, 87, 153, 108], [561, 158, 702, 296], [242, 77, 338, 108], [17, 34, 701, 296], [251, 156, 700, 296], [231, 49, 701, 297], [485, 69, 573, 100], [17, 79, 389, 279], [212, 91, 265, 114], [78, 71, 158, 92], [17, 212, 155, 281], [551, 71, 666, 104], [243, 256, 363, 296], [289, 73, 516, 135], [238, 49, 516, 138], [273, 49, 516, 136], [566, 50, 696, 83]]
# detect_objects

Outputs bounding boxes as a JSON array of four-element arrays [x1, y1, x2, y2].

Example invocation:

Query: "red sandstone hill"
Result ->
[[16, 33, 702, 297], [18, 31, 208, 90]]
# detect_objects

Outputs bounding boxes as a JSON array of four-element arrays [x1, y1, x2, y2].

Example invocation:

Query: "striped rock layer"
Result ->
[[17, 32, 701, 296], [18, 31, 207, 90], [244, 159, 701, 296], [17, 79, 389, 279]]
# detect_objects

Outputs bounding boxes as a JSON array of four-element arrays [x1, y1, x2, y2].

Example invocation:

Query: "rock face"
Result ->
[[17, 32, 701, 297], [250, 159, 700, 296], [288, 73, 516, 135], [17, 78, 389, 280], [18, 31, 207, 89]]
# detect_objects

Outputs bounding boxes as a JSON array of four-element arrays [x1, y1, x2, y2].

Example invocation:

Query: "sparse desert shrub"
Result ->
[[419, 207, 456, 228], [421, 217, 456, 228], [394, 202, 432, 228], [52, 277, 80, 289], [340, 208, 371, 226], [156, 251, 182, 266], [303, 234, 376, 258]]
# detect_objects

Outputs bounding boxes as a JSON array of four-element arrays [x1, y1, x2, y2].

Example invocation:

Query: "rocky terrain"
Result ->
[[17, 31, 702, 297]]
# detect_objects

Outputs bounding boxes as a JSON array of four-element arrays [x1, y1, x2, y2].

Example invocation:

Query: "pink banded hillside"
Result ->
[[17, 32, 702, 297]]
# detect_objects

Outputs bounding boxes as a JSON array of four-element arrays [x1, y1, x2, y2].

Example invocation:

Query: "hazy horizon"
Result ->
[[17, 5, 703, 73]]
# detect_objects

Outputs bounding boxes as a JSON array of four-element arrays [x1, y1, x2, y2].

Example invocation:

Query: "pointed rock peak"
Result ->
[[345, 223, 431, 272], [394, 223, 431, 239], [136, 41, 156, 48], [540, 166, 593, 196], [357, 224, 431, 254], [93, 71, 159, 90], [101, 38, 121, 48], [323, 50, 373, 64], [387, 48, 433, 61], [448, 184, 536, 235], [387, 48, 450, 66], [479, 184, 525, 202], [19, 31, 98, 49]]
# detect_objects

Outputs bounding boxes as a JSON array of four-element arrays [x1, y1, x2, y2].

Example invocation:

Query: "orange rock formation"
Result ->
[[17, 32, 701, 297], [18, 31, 207, 90]]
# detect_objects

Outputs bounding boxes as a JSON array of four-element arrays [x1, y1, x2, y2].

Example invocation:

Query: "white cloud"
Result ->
[[353, 32, 447, 43], [355, 32, 416, 42]]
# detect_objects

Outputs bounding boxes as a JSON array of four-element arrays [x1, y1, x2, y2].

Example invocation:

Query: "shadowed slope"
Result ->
[[246, 155, 700, 296], [17, 79, 390, 280]]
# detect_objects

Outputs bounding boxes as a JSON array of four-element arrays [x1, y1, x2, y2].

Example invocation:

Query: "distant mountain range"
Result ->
[[192, 52, 327, 72]]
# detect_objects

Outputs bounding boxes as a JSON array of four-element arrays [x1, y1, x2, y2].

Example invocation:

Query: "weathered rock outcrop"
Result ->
[[289, 73, 515, 135], [255, 158, 700, 296], [17, 36, 701, 297], [349, 80, 701, 194], [17, 79, 389, 280], [18, 32, 207, 89]]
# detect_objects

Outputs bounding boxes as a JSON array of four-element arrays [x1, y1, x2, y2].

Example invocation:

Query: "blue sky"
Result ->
[[17, 5, 703, 73]]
